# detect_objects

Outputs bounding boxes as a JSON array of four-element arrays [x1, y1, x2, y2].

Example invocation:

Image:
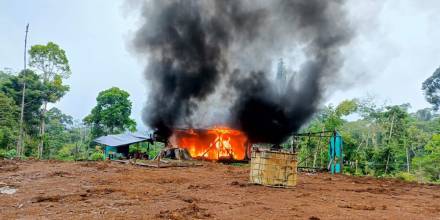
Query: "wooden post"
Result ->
[[320, 137, 323, 168], [313, 128, 324, 168], [305, 133, 311, 167], [340, 131, 343, 173], [157, 153, 161, 168]]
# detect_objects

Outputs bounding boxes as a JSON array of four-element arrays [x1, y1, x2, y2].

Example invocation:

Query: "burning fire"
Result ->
[[170, 127, 249, 161]]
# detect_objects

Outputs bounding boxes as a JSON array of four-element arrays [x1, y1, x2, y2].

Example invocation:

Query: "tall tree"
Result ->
[[44, 107, 73, 158], [319, 99, 358, 131], [422, 66, 440, 110], [414, 108, 435, 121], [380, 105, 411, 174], [84, 87, 136, 138], [1, 70, 45, 136], [0, 92, 19, 151], [412, 134, 440, 181], [300, 99, 358, 168], [0, 69, 12, 85], [1, 70, 45, 156], [29, 42, 71, 158]]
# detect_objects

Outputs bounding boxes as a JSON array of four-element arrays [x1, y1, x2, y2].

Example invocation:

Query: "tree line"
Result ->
[[0, 42, 136, 160], [295, 97, 440, 182], [274, 60, 440, 183], [1, 41, 439, 183]]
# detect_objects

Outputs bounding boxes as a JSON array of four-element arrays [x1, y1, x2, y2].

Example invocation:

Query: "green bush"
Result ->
[[89, 151, 104, 161], [148, 142, 164, 159], [6, 149, 16, 158], [395, 172, 417, 182], [0, 148, 16, 159], [56, 144, 75, 161], [129, 143, 149, 154]]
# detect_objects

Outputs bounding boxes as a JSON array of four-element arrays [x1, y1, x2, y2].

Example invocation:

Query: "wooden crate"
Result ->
[[249, 150, 297, 188]]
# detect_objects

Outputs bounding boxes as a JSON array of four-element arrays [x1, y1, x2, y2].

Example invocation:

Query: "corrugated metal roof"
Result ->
[[94, 132, 151, 147]]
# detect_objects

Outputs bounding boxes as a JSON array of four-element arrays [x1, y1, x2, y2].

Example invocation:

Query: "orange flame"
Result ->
[[170, 127, 248, 160]]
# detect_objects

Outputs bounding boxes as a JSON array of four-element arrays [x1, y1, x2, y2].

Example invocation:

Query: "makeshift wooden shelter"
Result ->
[[94, 132, 153, 160]]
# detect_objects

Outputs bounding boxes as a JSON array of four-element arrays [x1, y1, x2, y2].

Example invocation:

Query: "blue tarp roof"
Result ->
[[94, 132, 151, 147]]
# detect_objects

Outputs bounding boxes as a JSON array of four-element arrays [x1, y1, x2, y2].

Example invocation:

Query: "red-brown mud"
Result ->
[[1, 160, 439, 219]]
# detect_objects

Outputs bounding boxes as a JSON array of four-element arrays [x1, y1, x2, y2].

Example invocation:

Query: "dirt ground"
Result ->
[[1, 160, 439, 220]]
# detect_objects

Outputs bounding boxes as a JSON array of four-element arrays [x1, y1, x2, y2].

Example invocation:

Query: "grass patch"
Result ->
[[227, 162, 250, 167]]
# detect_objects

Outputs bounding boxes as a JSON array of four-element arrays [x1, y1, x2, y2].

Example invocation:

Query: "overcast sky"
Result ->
[[1, 0, 440, 130]]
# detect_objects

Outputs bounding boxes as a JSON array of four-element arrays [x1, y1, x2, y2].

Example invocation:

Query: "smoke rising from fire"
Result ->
[[132, 0, 354, 143]]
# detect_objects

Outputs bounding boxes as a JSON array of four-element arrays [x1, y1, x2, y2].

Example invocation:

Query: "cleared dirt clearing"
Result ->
[[1, 160, 439, 219]]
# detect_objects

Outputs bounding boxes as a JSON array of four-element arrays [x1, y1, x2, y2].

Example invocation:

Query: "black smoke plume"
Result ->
[[132, 0, 353, 143]]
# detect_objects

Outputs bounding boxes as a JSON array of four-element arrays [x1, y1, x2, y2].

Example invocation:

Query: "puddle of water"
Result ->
[[0, 186, 17, 195]]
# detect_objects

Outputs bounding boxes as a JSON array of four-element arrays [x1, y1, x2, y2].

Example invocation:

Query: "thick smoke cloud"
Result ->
[[132, 0, 353, 143]]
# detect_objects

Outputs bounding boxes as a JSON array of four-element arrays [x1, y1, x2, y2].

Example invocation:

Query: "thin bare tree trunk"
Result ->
[[384, 113, 395, 175], [355, 160, 358, 174], [320, 145, 323, 168], [388, 114, 395, 142], [406, 147, 410, 172], [38, 101, 47, 159], [365, 131, 370, 148], [405, 138, 410, 172], [372, 126, 377, 149], [384, 151, 390, 174], [17, 82, 25, 158], [17, 24, 29, 159]]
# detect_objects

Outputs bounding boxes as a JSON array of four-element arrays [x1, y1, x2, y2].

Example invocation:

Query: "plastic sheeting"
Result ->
[[328, 132, 343, 174]]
